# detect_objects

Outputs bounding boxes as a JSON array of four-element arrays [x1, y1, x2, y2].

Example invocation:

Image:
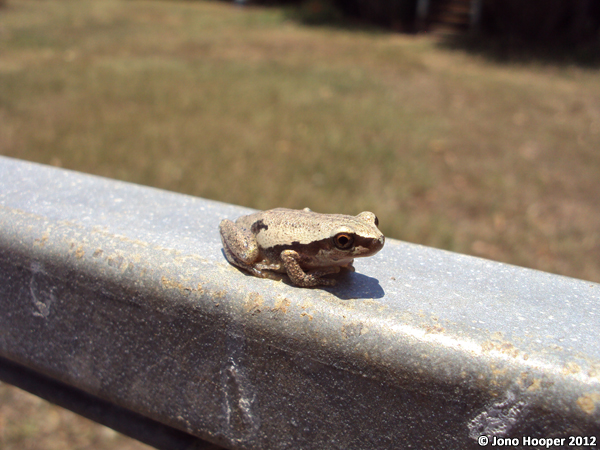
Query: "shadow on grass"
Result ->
[[436, 33, 600, 68], [283, 7, 398, 35], [276, 1, 600, 68], [254, 0, 415, 35]]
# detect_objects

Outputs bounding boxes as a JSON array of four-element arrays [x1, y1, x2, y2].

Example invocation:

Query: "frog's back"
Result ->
[[236, 209, 321, 246], [236, 208, 383, 248]]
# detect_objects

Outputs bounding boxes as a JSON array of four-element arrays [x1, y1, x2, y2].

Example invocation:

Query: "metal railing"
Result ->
[[1, 155, 599, 449]]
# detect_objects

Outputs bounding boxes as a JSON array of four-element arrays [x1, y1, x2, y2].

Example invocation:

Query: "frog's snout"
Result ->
[[370, 235, 385, 253]]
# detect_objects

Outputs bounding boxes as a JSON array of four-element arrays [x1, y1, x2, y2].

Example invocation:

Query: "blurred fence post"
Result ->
[[416, 0, 430, 30], [470, 0, 482, 29]]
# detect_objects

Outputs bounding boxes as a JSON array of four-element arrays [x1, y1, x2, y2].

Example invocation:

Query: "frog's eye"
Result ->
[[333, 233, 354, 250], [374, 215, 379, 227]]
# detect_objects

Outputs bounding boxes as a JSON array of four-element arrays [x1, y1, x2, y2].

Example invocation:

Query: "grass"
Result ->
[[0, 382, 151, 449], [1, 0, 599, 447]]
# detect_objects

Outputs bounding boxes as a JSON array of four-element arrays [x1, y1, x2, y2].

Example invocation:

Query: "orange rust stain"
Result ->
[[244, 292, 264, 313], [161, 276, 203, 295], [563, 362, 581, 375], [481, 340, 521, 358], [34, 234, 49, 247], [577, 393, 600, 414], [272, 297, 291, 314], [588, 364, 600, 379], [527, 378, 542, 392], [423, 323, 444, 334]]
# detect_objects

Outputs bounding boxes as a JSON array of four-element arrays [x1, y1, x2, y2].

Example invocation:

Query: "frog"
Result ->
[[219, 208, 385, 287]]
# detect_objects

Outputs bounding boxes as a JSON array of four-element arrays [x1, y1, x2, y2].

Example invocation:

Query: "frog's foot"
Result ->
[[281, 250, 338, 287]]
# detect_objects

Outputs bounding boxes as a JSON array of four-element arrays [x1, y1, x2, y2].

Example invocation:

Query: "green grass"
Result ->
[[1, 1, 600, 446]]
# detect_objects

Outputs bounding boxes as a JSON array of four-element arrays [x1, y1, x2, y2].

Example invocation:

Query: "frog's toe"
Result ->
[[317, 277, 337, 286], [308, 266, 340, 276], [292, 275, 336, 287]]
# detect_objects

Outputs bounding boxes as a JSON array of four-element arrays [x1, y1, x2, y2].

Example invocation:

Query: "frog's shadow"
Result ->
[[317, 271, 385, 300], [276, 270, 385, 299], [221, 250, 385, 299]]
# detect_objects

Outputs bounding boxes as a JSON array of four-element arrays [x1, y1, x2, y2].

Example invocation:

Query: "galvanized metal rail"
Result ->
[[0, 355, 221, 450], [0, 156, 599, 449]]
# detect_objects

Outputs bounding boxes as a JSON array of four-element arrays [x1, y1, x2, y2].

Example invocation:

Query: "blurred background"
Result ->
[[0, 0, 599, 448]]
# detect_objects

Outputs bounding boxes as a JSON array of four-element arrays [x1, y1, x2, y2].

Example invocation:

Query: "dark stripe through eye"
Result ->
[[333, 233, 354, 250]]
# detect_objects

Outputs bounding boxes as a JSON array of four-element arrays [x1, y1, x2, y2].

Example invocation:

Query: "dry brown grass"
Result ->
[[0, 382, 151, 449], [1, 0, 599, 447]]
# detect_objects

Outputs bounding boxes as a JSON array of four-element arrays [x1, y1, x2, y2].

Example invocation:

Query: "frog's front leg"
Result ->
[[280, 250, 338, 287]]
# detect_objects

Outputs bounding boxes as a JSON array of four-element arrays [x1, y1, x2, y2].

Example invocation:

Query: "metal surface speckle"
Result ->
[[0, 156, 599, 449]]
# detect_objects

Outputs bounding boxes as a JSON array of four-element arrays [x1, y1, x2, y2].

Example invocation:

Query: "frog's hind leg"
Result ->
[[219, 219, 259, 263], [220, 241, 251, 271], [221, 243, 279, 279], [220, 220, 281, 280]]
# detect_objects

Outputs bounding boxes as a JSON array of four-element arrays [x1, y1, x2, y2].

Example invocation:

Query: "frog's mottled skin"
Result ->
[[219, 208, 385, 287]]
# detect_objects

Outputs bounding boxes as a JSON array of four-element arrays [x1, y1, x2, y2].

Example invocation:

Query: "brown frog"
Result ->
[[219, 208, 384, 287]]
